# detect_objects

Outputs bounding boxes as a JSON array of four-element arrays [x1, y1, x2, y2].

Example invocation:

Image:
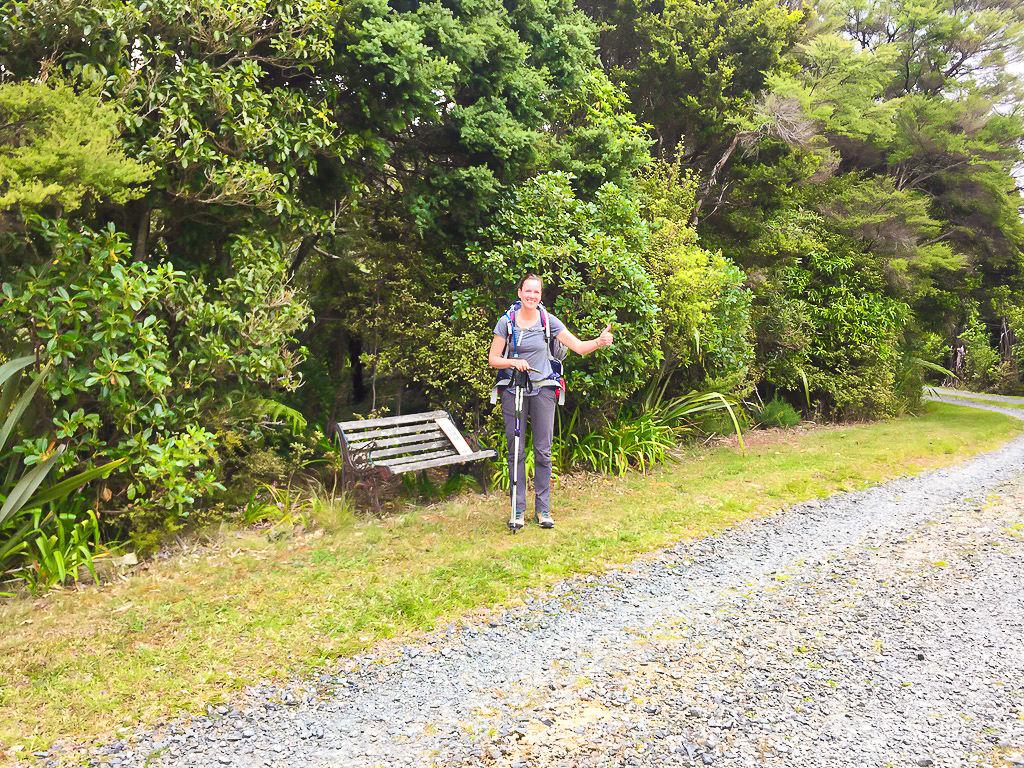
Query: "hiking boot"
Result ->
[[508, 509, 525, 531], [536, 510, 555, 529]]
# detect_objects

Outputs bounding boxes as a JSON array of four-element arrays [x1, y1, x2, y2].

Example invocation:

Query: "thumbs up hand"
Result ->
[[597, 324, 614, 348]]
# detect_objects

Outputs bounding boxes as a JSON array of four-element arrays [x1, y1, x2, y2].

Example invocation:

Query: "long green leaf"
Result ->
[[0, 448, 63, 525], [27, 457, 127, 508], [0, 357, 36, 428], [0, 516, 35, 566], [797, 368, 811, 410], [0, 364, 50, 455], [715, 394, 745, 450], [915, 358, 957, 379], [244, 398, 307, 435], [0, 356, 35, 387]]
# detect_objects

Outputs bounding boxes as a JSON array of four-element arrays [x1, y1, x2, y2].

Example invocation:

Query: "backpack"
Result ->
[[491, 300, 567, 405]]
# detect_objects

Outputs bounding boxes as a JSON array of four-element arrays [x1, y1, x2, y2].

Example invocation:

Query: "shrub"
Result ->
[[1, 357, 124, 590], [961, 310, 1000, 390], [748, 211, 910, 419], [756, 397, 801, 428], [1, 219, 309, 536], [461, 172, 664, 409], [562, 411, 677, 476], [634, 160, 754, 394]]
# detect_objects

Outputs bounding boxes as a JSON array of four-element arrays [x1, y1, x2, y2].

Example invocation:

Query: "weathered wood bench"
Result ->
[[327, 411, 495, 507]]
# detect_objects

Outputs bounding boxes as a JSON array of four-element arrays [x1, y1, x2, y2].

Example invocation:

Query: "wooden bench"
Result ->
[[327, 411, 495, 507]]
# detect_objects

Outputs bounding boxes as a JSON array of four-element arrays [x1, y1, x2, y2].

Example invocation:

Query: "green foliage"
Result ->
[[544, 69, 653, 193], [582, 0, 804, 157], [462, 172, 663, 406], [293, 0, 652, 427], [562, 410, 677, 475], [832, 0, 1024, 98], [1, 0, 350, 244], [554, 379, 745, 475], [749, 210, 911, 419], [0, 82, 152, 219], [634, 160, 753, 392], [806, 0, 1024, 356], [756, 397, 801, 428], [960, 310, 1000, 390], [1, 219, 308, 529], [788, 35, 900, 143], [12, 506, 104, 590], [0, 0, 333, 542], [0, 358, 125, 587]]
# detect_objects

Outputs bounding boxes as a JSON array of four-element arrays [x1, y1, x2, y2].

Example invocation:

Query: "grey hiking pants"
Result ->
[[500, 386, 556, 516]]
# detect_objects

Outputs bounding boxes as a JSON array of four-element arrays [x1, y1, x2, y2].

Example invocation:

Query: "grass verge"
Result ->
[[1, 402, 1021, 758], [933, 390, 1024, 407]]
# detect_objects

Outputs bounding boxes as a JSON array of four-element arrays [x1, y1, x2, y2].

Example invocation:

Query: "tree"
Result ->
[[294, 0, 652, 421], [0, 82, 152, 231]]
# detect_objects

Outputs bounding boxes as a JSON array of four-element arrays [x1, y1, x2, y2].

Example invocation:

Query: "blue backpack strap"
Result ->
[[508, 307, 517, 355], [492, 303, 518, 402]]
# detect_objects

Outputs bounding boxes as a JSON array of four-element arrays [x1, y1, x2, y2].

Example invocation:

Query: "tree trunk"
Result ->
[[349, 336, 367, 404], [289, 235, 319, 278], [133, 198, 151, 260]]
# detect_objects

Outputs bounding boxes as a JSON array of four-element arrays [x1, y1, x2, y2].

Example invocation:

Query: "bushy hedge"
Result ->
[[2, 219, 308, 538]]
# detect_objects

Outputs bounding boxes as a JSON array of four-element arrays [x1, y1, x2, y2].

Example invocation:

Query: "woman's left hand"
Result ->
[[596, 324, 613, 348]]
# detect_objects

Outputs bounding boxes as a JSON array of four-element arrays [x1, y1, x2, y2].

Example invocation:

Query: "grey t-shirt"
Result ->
[[494, 310, 567, 394]]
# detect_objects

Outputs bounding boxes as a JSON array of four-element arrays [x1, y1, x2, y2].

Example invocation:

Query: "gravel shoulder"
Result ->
[[931, 388, 1024, 406], [59, 404, 1024, 768]]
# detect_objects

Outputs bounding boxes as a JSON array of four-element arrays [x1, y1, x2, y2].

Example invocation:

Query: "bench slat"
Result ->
[[334, 411, 448, 432], [348, 428, 444, 450], [384, 450, 496, 474], [347, 423, 443, 443], [377, 448, 459, 469], [363, 439, 451, 460], [435, 416, 473, 456]]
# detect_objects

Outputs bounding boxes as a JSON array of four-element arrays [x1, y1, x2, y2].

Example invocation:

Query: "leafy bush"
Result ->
[[1, 357, 124, 589], [461, 172, 664, 408], [563, 410, 677, 475], [0, 81, 153, 217], [634, 160, 754, 393], [550, 382, 745, 476], [961, 311, 1000, 390], [756, 397, 801, 428], [749, 211, 910, 419], [1, 219, 309, 537]]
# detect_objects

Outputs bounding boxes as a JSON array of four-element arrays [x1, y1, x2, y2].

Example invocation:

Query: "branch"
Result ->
[[919, 230, 955, 247], [689, 132, 743, 228]]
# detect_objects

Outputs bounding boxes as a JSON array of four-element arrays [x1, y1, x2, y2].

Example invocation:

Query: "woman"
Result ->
[[488, 274, 614, 529]]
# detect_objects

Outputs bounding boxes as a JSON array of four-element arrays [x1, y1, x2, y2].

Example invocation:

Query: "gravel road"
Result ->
[[79, 395, 1024, 768]]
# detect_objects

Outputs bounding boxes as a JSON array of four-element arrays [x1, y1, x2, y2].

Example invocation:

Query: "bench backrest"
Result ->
[[330, 410, 492, 475]]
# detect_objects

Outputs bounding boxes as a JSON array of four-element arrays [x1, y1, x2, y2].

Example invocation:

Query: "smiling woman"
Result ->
[[488, 273, 615, 531]]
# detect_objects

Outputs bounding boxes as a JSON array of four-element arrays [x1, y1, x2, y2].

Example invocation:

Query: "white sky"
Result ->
[[1012, 61, 1024, 191]]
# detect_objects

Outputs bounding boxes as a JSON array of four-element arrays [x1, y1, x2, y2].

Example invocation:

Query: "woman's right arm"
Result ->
[[488, 334, 530, 371]]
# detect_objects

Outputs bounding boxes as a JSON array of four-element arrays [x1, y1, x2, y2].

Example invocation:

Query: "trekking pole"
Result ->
[[508, 367, 526, 532], [506, 367, 541, 532]]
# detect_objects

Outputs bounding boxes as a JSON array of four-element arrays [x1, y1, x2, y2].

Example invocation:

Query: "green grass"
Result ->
[[0, 402, 1021, 758]]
